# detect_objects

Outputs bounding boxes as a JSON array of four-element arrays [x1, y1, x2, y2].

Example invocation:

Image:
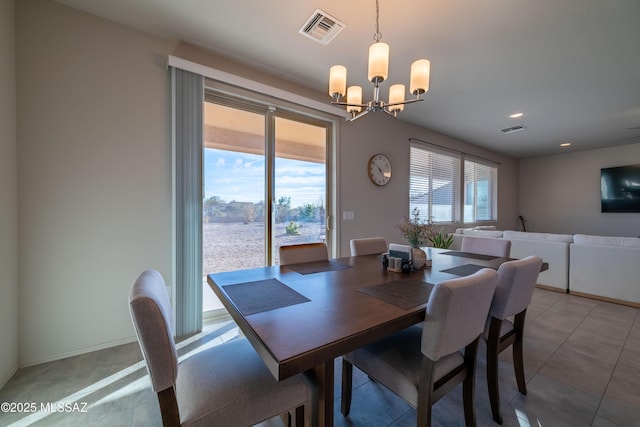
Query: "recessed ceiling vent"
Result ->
[[299, 9, 346, 45], [500, 124, 527, 134]]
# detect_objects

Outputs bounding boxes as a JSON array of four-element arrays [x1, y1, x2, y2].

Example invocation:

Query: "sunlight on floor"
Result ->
[[515, 408, 543, 426], [6, 361, 144, 427], [6, 320, 239, 427]]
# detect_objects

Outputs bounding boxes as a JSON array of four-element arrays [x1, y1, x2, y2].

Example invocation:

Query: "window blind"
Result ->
[[409, 143, 460, 223], [171, 67, 204, 337], [463, 158, 497, 223]]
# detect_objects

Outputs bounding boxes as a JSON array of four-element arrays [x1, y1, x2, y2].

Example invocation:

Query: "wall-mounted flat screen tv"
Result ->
[[601, 164, 640, 213]]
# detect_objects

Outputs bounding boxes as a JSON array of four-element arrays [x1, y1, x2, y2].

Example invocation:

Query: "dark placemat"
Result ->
[[440, 251, 499, 261], [287, 259, 352, 275], [358, 280, 434, 310], [223, 278, 310, 316], [440, 264, 494, 276]]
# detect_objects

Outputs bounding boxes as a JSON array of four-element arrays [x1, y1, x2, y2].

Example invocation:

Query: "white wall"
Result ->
[[519, 143, 640, 236], [13, 0, 519, 367], [0, 0, 19, 387], [16, 0, 176, 365]]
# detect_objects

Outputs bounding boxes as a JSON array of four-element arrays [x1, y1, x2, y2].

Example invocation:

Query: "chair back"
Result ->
[[279, 242, 328, 265], [422, 268, 497, 361], [490, 255, 542, 320], [129, 269, 178, 393], [461, 236, 511, 258], [350, 237, 388, 256]]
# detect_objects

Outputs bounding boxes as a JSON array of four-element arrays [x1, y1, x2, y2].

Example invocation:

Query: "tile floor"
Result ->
[[1, 288, 639, 427]]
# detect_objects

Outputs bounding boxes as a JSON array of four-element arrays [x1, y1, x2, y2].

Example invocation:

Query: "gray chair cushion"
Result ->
[[343, 268, 497, 408], [129, 269, 178, 393], [129, 269, 309, 426], [343, 325, 462, 407], [422, 268, 498, 361], [350, 237, 388, 256], [461, 236, 511, 258], [279, 242, 328, 265], [177, 338, 308, 427], [490, 256, 543, 319]]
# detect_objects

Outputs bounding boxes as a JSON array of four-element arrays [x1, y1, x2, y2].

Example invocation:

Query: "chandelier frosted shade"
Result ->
[[347, 86, 363, 113], [329, 65, 347, 98], [367, 42, 389, 83], [410, 59, 430, 95], [388, 84, 405, 112]]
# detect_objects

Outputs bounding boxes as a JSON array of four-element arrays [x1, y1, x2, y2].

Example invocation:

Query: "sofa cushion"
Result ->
[[454, 226, 496, 234], [573, 234, 640, 248], [503, 230, 574, 243], [462, 229, 503, 238]]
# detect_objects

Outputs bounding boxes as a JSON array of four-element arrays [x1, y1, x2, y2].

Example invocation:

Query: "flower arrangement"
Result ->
[[397, 208, 453, 249], [397, 208, 436, 248]]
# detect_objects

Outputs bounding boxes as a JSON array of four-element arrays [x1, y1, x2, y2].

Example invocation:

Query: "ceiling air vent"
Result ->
[[299, 9, 346, 45], [500, 124, 527, 134]]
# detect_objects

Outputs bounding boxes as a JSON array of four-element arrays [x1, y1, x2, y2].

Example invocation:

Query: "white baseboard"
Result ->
[[19, 336, 139, 369], [0, 364, 18, 390], [18, 312, 232, 369]]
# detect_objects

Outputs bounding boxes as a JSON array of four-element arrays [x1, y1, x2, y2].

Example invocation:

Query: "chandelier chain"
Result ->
[[373, 0, 382, 42]]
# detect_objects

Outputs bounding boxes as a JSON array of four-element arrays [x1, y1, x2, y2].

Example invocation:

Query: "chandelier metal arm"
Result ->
[[385, 95, 424, 108], [331, 101, 368, 108], [331, 97, 423, 109]]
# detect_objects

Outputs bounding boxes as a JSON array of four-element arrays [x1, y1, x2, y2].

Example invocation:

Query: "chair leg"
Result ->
[[293, 405, 305, 427], [512, 310, 528, 395], [417, 356, 436, 427], [157, 387, 180, 427], [486, 318, 503, 425], [341, 359, 353, 416], [462, 338, 479, 427]]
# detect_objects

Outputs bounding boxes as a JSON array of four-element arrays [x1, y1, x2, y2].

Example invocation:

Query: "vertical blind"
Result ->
[[171, 67, 204, 337], [409, 143, 460, 223]]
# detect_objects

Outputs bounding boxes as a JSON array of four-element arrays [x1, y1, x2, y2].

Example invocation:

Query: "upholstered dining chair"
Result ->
[[129, 269, 308, 427], [341, 268, 498, 427], [349, 237, 388, 256], [461, 236, 511, 258], [485, 255, 543, 424], [279, 242, 328, 265]]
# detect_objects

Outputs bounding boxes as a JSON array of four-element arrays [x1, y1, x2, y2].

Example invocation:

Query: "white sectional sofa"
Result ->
[[569, 234, 640, 306], [502, 231, 573, 292], [447, 228, 640, 306]]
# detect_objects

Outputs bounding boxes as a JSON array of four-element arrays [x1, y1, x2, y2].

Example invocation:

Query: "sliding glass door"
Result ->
[[202, 96, 331, 312], [272, 116, 327, 264]]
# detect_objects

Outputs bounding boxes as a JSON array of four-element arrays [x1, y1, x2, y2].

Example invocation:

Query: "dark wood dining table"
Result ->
[[207, 248, 542, 427]]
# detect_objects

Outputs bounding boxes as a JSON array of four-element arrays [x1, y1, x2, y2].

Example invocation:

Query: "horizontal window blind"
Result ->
[[409, 143, 460, 223]]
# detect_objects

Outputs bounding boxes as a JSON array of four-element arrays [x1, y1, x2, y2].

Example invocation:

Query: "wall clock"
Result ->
[[368, 153, 392, 186]]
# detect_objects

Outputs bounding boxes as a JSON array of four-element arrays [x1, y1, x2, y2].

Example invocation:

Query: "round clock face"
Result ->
[[368, 154, 392, 186]]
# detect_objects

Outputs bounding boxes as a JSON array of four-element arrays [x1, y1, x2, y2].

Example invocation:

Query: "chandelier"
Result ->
[[329, 0, 431, 121]]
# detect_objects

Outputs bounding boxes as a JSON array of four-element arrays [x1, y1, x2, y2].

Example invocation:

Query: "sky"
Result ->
[[203, 148, 326, 207]]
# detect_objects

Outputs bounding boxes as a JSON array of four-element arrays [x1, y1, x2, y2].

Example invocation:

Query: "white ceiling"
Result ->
[[54, 0, 640, 158]]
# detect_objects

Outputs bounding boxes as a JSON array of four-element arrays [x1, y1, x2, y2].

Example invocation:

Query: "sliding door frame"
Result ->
[[204, 79, 338, 262]]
